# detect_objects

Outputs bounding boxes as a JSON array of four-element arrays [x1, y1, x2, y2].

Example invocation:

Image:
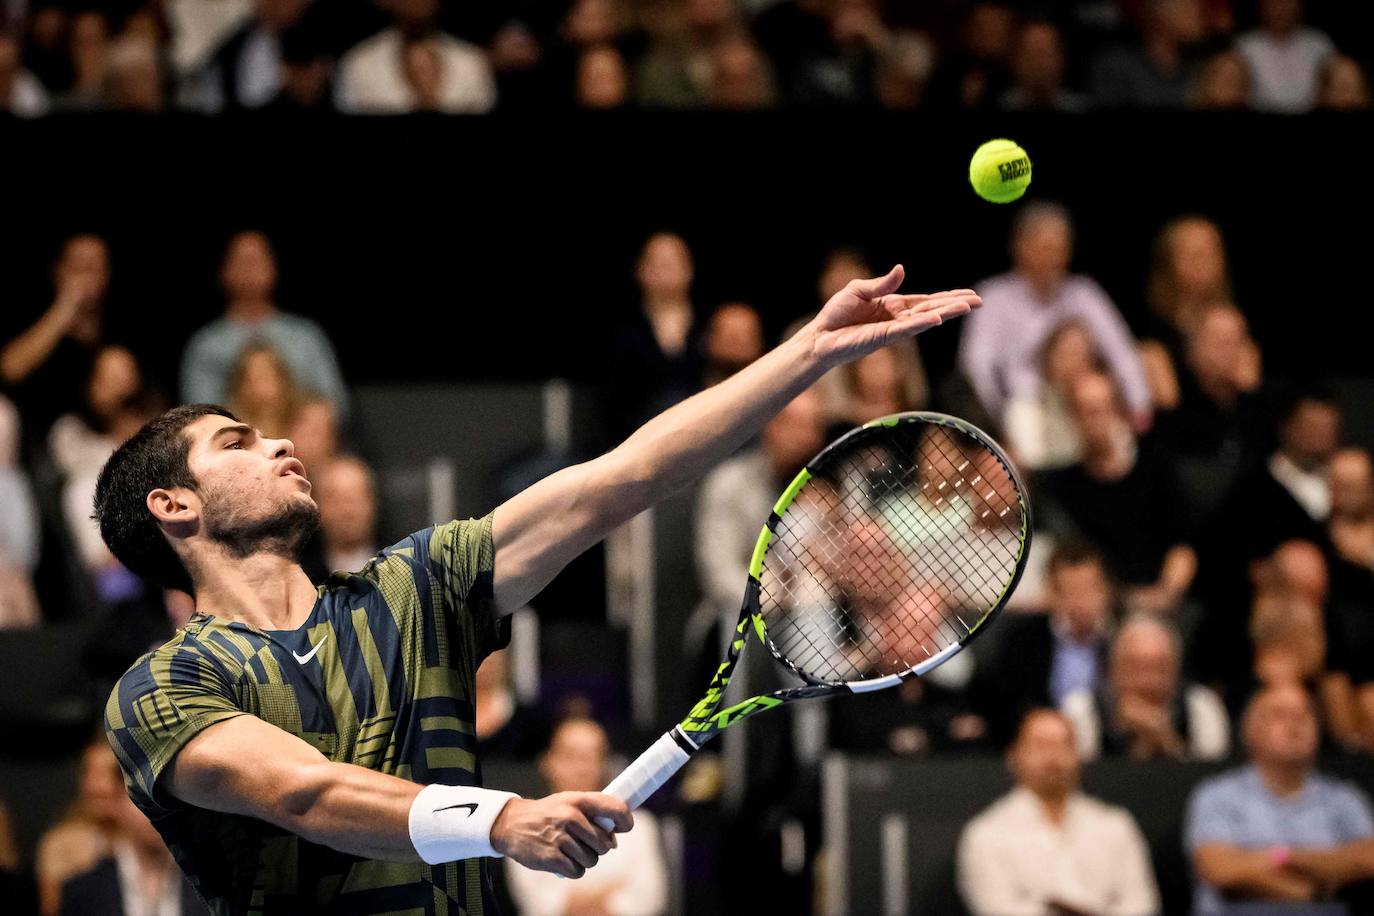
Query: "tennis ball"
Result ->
[[969, 139, 1032, 204]]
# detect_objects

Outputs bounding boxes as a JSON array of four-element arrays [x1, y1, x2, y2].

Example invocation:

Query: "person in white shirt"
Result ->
[[957, 708, 1161, 916], [506, 717, 669, 916], [335, 0, 495, 114], [1235, 0, 1333, 112], [0, 30, 50, 117]]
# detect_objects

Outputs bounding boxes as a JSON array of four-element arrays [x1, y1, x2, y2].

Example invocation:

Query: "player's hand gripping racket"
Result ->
[[596, 412, 1032, 828]]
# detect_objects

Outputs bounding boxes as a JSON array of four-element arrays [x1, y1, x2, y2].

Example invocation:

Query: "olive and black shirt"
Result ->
[[105, 515, 507, 915]]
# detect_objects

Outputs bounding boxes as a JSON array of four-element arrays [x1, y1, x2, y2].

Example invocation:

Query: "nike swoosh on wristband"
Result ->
[[292, 633, 329, 665], [433, 803, 479, 818]]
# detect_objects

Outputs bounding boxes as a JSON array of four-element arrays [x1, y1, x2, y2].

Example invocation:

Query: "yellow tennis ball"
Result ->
[[969, 139, 1032, 204]]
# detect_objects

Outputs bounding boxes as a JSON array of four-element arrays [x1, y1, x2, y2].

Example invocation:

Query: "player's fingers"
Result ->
[[567, 810, 616, 855], [575, 793, 634, 833], [883, 300, 973, 339], [552, 853, 586, 879], [559, 835, 600, 870], [900, 292, 981, 314], [845, 264, 904, 300]]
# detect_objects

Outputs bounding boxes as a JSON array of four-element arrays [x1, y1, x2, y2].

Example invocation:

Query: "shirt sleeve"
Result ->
[[1108, 810, 1161, 916], [384, 513, 502, 656], [1332, 782, 1374, 841], [104, 646, 246, 814], [957, 816, 1043, 916]]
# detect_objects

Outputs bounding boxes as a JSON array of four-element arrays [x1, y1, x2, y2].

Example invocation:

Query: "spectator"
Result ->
[[260, 23, 335, 113], [226, 342, 304, 440], [505, 717, 669, 916], [0, 394, 40, 629], [301, 454, 379, 583], [926, 1, 1016, 110], [1186, 683, 1374, 914], [335, 0, 495, 114], [1316, 53, 1371, 111], [1235, 0, 1333, 113], [285, 394, 340, 477], [702, 302, 764, 387], [54, 10, 108, 110], [0, 27, 49, 115], [0, 795, 34, 912], [605, 232, 703, 438], [58, 767, 207, 915], [786, 0, 889, 106], [635, 0, 741, 108], [710, 33, 777, 109], [1, 233, 111, 443], [1190, 49, 1252, 109], [475, 648, 549, 759], [999, 20, 1088, 112], [957, 709, 1160, 916], [872, 30, 934, 109], [1090, 0, 1208, 108], [184, 0, 313, 112], [1064, 614, 1230, 761], [104, 33, 163, 112], [576, 43, 628, 108], [1323, 449, 1374, 750], [1037, 371, 1197, 612], [958, 202, 1151, 426], [180, 230, 349, 414], [36, 737, 125, 916], [1002, 320, 1099, 471], [985, 543, 1115, 745], [751, 0, 834, 104]]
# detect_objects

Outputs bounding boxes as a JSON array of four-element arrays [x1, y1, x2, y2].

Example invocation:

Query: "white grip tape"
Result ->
[[594, 731, 692, 830]]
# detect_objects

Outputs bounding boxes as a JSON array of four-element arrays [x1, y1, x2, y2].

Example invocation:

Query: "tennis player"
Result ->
[[97, 266, 978, 914]]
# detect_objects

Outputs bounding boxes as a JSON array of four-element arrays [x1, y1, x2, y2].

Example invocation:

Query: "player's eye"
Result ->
[[225, 440, 243, 450]]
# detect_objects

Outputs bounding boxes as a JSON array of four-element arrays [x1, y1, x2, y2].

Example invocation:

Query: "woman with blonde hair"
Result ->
[[225, 341, 306, 439]]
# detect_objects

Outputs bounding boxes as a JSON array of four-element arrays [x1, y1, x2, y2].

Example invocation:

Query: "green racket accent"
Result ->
[[862, 415, 902, 428], [748, 528, 772, 579], [771, 467, 811, 515]]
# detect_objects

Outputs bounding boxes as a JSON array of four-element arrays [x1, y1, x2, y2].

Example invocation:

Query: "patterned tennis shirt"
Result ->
[[105, 515, 507, 915]]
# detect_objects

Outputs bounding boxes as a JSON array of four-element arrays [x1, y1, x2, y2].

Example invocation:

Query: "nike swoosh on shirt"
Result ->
[[292, 633, 329, 665], [434, 803, 480, 818]]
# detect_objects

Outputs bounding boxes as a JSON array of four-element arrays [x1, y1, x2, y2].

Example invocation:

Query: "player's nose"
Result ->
[[268, 437, 296, 459]]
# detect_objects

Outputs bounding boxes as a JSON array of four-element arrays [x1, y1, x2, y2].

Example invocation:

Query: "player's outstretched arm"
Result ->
[[492, 265, 980, 612], [165, 715, 631, 875]]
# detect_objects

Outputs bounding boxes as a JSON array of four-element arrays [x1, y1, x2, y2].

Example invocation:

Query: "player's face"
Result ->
[[182, 414, 319, 559]]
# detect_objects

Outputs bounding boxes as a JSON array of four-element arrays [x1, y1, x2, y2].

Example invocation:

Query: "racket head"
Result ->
[[749, 412, 1032, 690]]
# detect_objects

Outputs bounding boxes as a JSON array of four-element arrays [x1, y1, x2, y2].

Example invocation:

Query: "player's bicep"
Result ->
[[164, 714, 332, 826]]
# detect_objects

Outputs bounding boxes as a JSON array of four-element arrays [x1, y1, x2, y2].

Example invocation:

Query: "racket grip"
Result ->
[[594, 730, 692, 831]]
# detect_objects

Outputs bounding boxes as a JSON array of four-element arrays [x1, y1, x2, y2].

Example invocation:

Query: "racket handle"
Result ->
[[594, 730, 692, 831]]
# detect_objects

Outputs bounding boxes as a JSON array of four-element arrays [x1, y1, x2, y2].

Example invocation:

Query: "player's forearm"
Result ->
[[279, 761, 426, 862]]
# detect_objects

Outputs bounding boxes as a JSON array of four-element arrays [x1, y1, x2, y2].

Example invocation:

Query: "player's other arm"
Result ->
[[492, 267, 980, 612], [165, 715, 631, 876]]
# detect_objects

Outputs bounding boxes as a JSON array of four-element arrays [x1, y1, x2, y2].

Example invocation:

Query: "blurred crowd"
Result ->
[[1, 197, 1373, 913], [0, 0, 1372, 115]]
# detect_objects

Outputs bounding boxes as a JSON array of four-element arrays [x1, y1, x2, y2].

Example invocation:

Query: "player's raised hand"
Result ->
[[490, 792, 633, 878], [810, 264, 981, 368]]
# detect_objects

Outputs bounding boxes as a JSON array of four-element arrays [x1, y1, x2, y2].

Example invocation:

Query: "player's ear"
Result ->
[[148, 487, 200, 527]]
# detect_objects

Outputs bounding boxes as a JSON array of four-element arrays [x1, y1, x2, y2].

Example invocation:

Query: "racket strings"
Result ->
[[759, 422, 1025, 684]]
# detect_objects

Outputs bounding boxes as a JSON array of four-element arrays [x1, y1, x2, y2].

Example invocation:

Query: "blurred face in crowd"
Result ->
[[1193, 52, 1251, 109], [965, 3, 1015, 62], [1259, 0, 1302, 36], [852, 347, 904, 414], [1049, 557, 1112, 641], [819, 250, 871, 303], [232, 347, 293, 419], [0, 33, 19, 102], [1330, 449, 1374, 518], [636, 233, 694, 301], [577, 46, 628, 109], [1011, 23, 1065, 95], [1270, 539, 1327, 605], [70, 12, 111, 90], [1111, 620, 1178, 707], [1151, 0, 1205, 43], [1187, 304, 1250, 392], [316, 457, 377, 550], [686, 0, 736, 35], [1167, 218, 1227, 299], [565, 0, 621, 47], [1279, 399, 1339, 472], [221, 232, 279, 302], [160, 413, 319, 563], [542, 719, 609, 794], [1068, 372, 1127, 455], [1011, 711, 1080, 802], [1013, 210, 1072, 292], [1040, 321, 1096, 393], [713, 37, 772, 110], [706, 303, 763, 378], [113, 778, 166, 852], [1245, 684, 1318, 771], [107, 36, 163, 112], [256, 0, 309, 31], [287, 399, 339, 475], [763, 389, 823, 480], [475, 649, 509, 698], [1319, 55, 1370, 111], [80, 740, 128, 825], [88, 345, 142, 420], [57, 234, 112, 306]]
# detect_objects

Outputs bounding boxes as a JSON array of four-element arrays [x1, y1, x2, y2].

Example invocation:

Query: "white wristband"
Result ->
[[408, 783, 518, 864]]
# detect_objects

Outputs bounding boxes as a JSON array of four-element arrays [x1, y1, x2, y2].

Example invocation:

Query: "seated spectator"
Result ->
[[635, 0, 741, 109], [1, 233, 111, 443], [1002, 319, 1098, 471], [36, 737, 126, 916], [872, 29, 933, 110], [225, 342, 304, 439], [261, 24, 335, 114], [336, 0, 495, 113], [701, 301, 764, 387], [475, 648, 549, 758], [1090, 0, 1207, 108], [180, 230, 349, 414], [999, 20, 1088, 112], [957, 709, 1160, 916], [182, 0, 313, 112], [1186, 683, 1374, 914], [301, 454, 379, 583], [505, 717, 669, 916], [0, 394, 40, 628], [958, 202, 1150, 427], [926, 1, 1015, 110], [788, 0, 889, 106], [750, 0, 836, 105], [1064, 614, 1230, 761], [1235, 0, 1333, 112], [52, 10, 107, 111], [1317, 53, 1371, 111], [58, 766, 206, 915], [1323, 449, 1374, 750], [0, 28, 49, 115], [710, 33, 777, 109], [1190, 49, 1252, 109], [285, 394, 340, 476], [1037, 371, 1197, 613], [104, 33, 163, 112], [576, 43, 628, 108]]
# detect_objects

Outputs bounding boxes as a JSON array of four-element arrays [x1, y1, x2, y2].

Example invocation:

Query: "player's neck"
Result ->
[[191, 549, 319, 631]]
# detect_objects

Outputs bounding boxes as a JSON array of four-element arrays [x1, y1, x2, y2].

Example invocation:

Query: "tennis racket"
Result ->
[[596, 411, 1032, 827]]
